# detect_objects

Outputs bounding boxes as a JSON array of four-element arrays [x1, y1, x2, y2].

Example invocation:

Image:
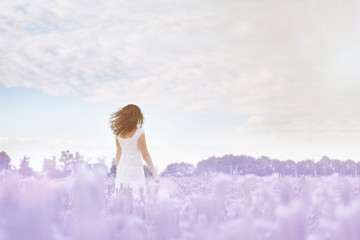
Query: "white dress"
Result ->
[[112, 127, 146, 199]]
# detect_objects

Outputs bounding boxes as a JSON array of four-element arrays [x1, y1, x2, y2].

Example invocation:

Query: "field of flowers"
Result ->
[[1, 163, 360, 240]]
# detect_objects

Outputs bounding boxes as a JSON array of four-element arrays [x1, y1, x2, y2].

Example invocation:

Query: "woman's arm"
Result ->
[[115, 137, 121, 167], [138, 133, 159, 182]]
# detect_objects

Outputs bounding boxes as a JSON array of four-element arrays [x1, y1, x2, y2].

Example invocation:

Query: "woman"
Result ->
[[109, 104, 160, 199]]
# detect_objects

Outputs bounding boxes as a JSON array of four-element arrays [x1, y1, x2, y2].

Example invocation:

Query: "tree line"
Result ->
[[160, 154, 360, 177], [0, 150, 109, 178], [0, 151, 358, 178]]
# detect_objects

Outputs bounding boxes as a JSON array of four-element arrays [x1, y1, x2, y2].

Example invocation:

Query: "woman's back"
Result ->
[[113, 127, 146, 199], [117, 127, 145, 153]]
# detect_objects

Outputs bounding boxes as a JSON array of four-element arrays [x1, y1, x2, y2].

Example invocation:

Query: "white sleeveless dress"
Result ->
[[112, 127, 146, 199]]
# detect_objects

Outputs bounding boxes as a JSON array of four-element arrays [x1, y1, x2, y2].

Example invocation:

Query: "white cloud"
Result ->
[[1, 0, 360, 142], [236, 113, 360, 143]]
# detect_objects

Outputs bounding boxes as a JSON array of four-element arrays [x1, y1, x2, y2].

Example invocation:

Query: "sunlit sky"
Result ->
[[1, 0, 360, 172]]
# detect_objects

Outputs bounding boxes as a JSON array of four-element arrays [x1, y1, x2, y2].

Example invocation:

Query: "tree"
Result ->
[[109, 158, 116, 177], [161, 162, 194, 177], [297, 159, 316, 177], [278, 160, 297, 176], [194, 156, 218, 176], [316, 156, 333, 176], [58, 150, 85, 177], [337, 159, 356, 177], [42, 156, 59, 178], [0, 151, 11, 172], [256, 156, 274, 176], [18, 156, 34, 178]]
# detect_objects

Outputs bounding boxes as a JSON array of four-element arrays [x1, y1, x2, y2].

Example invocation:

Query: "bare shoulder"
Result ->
[[139, 131, 145, 142]]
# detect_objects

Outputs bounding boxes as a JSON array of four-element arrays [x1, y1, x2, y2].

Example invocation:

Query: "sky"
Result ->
[[1, 0, 360, 172]]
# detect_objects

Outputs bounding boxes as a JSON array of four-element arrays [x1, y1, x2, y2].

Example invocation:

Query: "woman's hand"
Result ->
[[153, 168, 160, 183], [153, 174, 160, 183]]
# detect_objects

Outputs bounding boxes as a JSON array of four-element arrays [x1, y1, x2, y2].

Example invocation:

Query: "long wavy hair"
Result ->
[[109, 104, 144, 136]]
